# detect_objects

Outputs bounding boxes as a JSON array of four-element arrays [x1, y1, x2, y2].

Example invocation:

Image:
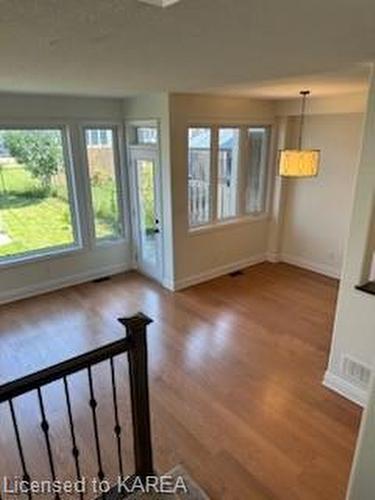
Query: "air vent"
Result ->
[[342, 356, 372, 388], [229, 270, 244, 277], [138, 0, 181, 7]]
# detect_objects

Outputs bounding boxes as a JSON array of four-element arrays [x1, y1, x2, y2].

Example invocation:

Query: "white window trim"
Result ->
[[187, 122, 274, 234], [80, 122, 129, 246], [0, 123, 83, 268]]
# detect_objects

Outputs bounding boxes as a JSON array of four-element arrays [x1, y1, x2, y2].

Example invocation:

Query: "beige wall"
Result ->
[[169, 93, 276, 288], [280, 113, 364, 278], [325, 70, 375, 406]]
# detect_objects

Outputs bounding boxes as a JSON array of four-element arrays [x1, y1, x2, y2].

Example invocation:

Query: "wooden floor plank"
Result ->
[[0, 263, 361, 499]]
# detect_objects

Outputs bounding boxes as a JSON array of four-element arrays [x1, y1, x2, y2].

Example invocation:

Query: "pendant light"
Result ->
[[279, 90, 320, 177]]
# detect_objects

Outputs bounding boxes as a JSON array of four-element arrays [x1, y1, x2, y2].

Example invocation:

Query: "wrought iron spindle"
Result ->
[[63, 376, 83, 500], [87, 366, 105, 483], [109, 357, 124, 480], [36, 387, 60, 500], [8, 399, 32, 500]]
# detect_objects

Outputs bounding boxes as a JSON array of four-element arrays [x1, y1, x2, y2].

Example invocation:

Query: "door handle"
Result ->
[[154, 228, 160, 234]]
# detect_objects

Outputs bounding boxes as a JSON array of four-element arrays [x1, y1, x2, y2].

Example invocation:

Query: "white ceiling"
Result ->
[[0, 0, 374, 97], [203, 65, 370, 99]]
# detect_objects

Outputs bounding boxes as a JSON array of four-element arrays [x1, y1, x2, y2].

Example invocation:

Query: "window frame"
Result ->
[[81, 122, 128, 245], [187, 122, 273, 233], [0, 122, 83, 268]]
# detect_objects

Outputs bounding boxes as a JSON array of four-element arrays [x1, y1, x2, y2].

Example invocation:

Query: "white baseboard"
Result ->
[[173, 254, 266, 291], [162, 277, 175, 291], [280, 253, 341, 279], [266, 252, 281, 263], [323, 370, 368, 408], [0, 263, 129, 306]]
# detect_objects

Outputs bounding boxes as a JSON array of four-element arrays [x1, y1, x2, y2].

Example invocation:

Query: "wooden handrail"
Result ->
[[0, 336, 131, 403]]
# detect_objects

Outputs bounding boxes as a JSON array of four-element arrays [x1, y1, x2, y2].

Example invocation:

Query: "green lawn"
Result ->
[[0, 164, 117, 258]]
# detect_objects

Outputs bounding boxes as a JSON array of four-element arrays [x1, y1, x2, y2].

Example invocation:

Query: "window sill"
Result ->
[[0, 244, 84, 270], [95, 236, 127, 248], [189, 213, 269, 236]]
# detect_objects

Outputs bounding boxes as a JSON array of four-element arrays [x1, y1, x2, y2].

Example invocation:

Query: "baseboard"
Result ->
[[162, 277, 175, 291], [0, 263, 129, 306], [280, 254, 341, 279], [323, 370, 368, 408], [173, 254, 266, 291], [266, 252, 281, 263]]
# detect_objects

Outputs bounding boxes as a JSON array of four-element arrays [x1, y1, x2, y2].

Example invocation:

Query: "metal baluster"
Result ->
[[8, 399, 32, 500], [109, 357, 124, 481], [63, 376, 83, 500], [87, 366, 105, 485], [36, 387, 60, 500]]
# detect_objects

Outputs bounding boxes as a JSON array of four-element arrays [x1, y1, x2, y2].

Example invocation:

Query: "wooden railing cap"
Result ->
[[118, 312, 153, 330]]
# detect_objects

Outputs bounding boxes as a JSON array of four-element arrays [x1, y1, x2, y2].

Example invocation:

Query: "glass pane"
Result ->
[[85, 128, 121, 240], [136, 127, 158, 145], [217, 128, 240, 219], [0, 129, 77, 260], [136, 159, 157, 266], [188, 127, 211, 226], [246, 128, 268, 214]]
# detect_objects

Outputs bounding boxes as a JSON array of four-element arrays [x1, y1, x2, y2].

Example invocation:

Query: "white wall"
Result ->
[[169, 93, 276, 288], [279, 113, 364, 278], [347, 379, 375, 499], [0, 93, 131, 304], [325, 70, 375, 406]]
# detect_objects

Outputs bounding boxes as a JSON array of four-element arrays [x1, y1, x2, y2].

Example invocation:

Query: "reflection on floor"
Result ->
[[0, 263, 361, 499]]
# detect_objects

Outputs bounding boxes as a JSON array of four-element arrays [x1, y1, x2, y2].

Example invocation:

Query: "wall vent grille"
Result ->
[[342, 356, 372, 388]]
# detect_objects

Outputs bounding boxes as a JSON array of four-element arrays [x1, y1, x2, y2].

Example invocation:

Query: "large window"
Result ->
[[188, 125, 270, 228], [188, 128, 211, 226], [84, 128, 122, 241], [0, 128, 78, 260]]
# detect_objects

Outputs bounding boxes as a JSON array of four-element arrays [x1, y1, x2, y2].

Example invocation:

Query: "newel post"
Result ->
[[118, 312, 154, 479]]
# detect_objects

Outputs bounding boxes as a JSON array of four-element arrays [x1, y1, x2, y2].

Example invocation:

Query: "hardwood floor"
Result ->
[[0, 263, 361, 499]]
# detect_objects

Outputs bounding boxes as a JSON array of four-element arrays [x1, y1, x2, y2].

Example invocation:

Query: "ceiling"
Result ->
[[0, 0, 374, 97], [203, 65, 370, 99]]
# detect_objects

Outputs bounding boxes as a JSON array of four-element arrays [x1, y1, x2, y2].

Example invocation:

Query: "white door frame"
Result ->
[[128, 143, 163, 283]]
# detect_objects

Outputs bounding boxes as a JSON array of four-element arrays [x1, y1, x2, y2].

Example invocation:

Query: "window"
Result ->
[[86, 129, 112, 148], [136, 127, 158, 145], [187, 125, 270, 228], [0, 128, 78, 260], [188, 128, 211, 226], [217, 128, 240, 219], [245, 128, 269, 214], [84, 128, 122, 240]]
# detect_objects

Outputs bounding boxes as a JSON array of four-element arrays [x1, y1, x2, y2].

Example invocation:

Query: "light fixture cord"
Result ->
[[298, 91, 309, 150]]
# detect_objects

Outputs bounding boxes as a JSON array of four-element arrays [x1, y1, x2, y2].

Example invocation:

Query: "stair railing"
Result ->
[[0, 312, 154, 499]]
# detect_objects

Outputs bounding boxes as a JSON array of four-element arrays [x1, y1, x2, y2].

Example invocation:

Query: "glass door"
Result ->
[[130, 147, 162, 282]]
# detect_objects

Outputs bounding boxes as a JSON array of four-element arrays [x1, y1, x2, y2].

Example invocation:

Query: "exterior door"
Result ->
[[130, 147, 163, 282]]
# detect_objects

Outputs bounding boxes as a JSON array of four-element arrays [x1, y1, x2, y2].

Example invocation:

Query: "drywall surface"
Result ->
[[326, 71, 375, 405], [280, 113, 364, 278]]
